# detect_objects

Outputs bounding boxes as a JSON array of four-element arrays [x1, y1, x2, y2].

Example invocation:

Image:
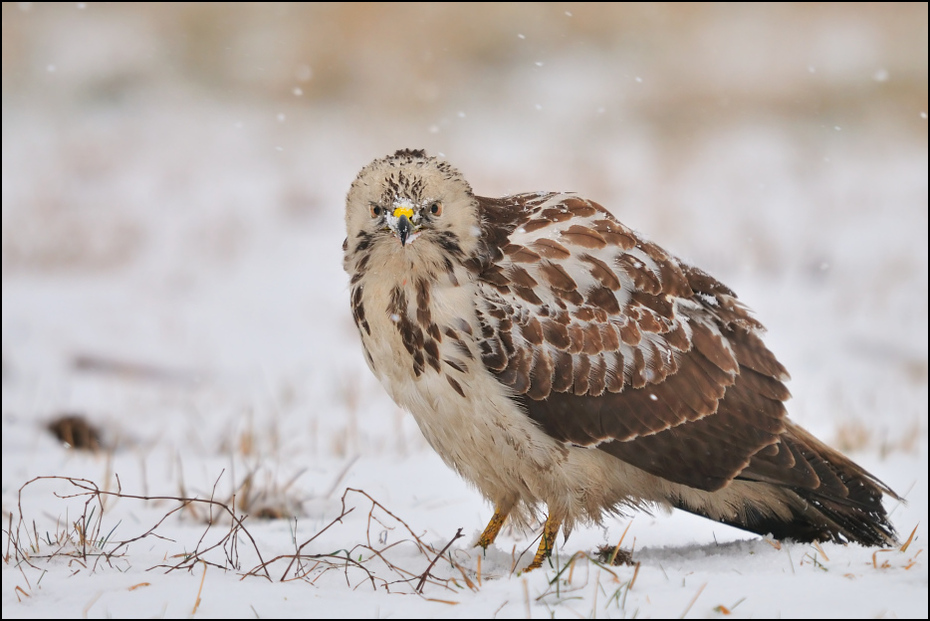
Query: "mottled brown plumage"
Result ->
[[343, 149, 898, 570]]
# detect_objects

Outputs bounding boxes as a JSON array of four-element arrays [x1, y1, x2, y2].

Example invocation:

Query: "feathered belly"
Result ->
[[355, 273, 561, 502], [363, 316, 545, 486]]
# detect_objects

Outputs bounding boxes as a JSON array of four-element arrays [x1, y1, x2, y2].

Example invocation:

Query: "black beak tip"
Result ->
[[397, 215, 412, 246]]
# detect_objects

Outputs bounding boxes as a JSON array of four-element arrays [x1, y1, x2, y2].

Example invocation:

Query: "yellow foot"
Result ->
[[476, 506, 509, 550], [524, 514, 562, 571]]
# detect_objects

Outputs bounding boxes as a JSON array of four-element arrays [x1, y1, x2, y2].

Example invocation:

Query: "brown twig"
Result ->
[[9, 478, 471, 598], [13, 475, 271, 580], [416, 528, 464, 593], [243, 487, 464, 594]]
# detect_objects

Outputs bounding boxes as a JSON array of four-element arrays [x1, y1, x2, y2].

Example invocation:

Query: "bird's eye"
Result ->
[[429, 202, 442, 216], [370, 205, 382, 218]]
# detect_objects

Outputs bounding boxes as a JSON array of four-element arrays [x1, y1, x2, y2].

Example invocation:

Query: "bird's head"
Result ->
[[344, 149, 481, 265]]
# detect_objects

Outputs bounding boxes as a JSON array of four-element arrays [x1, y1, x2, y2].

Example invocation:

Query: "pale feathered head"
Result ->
[[344, 149, 481, 266]]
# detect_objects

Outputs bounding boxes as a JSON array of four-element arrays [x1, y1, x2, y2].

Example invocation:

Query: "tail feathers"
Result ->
[[675, 422, 899, 546], [676, 483, 897, 547]]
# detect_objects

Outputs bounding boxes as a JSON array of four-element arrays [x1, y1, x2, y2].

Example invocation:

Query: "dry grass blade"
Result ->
[[899, 523, 919, 553], [872, 549, 894, 569], [192, 561, 207, 615], [522, 577, 530, 618], [812, 541, 829, 562], [628, 561, 641, 591], [680, 582, 707, 619], [609, 520, 633, 565]]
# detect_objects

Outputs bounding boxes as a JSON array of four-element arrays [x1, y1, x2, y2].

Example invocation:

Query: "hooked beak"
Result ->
[[390, 204, 416, 246], [396, 214, 412, 246]]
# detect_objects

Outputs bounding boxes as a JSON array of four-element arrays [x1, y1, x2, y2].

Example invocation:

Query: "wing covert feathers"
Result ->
[[470, 192, 897, 545]]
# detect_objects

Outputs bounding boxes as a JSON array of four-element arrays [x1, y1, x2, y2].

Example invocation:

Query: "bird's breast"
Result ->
[[354, 264, 476, 392], [351, 265, 558, 473]]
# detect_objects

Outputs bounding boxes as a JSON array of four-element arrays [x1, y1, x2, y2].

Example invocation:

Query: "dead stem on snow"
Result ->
[[6, 477, 472, 597]]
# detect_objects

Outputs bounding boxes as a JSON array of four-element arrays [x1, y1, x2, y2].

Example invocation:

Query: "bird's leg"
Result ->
[[525, 514, 562, 571], [476, 506, 510, 549]]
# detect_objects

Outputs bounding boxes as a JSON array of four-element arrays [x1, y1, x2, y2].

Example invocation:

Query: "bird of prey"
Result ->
[[343, 148, 898, 571]]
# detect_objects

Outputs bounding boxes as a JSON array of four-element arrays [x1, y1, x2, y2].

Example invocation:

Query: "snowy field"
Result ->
[[2, 4, 927, 618]]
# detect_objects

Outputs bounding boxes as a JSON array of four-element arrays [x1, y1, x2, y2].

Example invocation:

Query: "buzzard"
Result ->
[[342, 149, 898, 570]]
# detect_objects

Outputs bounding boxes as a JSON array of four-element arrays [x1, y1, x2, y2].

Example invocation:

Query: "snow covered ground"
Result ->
[[3, 4, 927, 618]]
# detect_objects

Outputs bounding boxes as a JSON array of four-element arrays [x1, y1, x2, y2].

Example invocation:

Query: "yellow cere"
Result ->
[[392, 206, 415, 220]]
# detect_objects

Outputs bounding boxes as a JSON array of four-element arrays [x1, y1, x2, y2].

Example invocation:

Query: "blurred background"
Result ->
[[2, 3, 927, 510]]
